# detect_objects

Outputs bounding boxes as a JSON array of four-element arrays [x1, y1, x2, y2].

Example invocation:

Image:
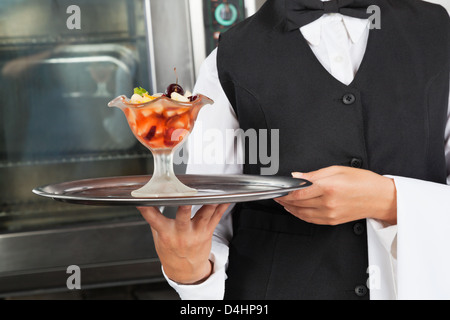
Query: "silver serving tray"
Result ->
[[33, 174, 312, 206]]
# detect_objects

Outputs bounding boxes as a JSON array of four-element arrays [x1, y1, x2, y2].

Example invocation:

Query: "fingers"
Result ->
[[281, 204, 330, 225], [297, 165, 342, 181], [276, 181, 324, 202], [275, 196, 321, 208], [138, 203, 231, 234], [175, 205, 193, 229], [192, 203, 231, 231], [138, 206, 193, 233], [279, 166, 344, 202], [208, 203, 231, 229], [137, 206, 170, 233]]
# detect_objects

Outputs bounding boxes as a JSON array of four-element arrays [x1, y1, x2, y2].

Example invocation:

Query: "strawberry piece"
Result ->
[[145, 126, 157, 141]]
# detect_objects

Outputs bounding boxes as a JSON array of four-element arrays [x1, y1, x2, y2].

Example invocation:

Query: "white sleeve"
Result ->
[[163, 48, 242, 300], [367, 90, 450, 300]]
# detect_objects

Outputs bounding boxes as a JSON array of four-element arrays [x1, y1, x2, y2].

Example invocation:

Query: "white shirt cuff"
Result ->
[[367, 175, 399, 258], [367, 218, 398, 258], [368, 175, 450, 299]]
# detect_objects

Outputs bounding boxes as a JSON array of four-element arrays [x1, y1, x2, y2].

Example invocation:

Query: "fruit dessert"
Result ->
[[122, 71, 202, 150], [108, 70, 213, 197]]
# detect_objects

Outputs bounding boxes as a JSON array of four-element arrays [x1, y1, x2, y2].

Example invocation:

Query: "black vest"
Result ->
[[217, 0, 449, 299]]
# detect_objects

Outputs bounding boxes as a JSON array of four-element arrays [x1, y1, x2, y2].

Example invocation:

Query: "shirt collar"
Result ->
[[300, 14, 370, 47]]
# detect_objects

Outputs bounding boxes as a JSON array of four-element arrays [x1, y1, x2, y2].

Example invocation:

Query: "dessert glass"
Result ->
[[108, 94, 213, 197]]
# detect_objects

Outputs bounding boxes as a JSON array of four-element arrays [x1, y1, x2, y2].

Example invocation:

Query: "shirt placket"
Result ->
[[322, 16, 355, 86]]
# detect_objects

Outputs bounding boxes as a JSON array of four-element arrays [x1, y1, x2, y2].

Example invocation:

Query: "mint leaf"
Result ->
[[134, 87, 148, 96]]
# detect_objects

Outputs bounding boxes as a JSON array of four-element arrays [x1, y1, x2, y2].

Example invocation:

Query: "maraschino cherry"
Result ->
[[165, 67, 185, 97]]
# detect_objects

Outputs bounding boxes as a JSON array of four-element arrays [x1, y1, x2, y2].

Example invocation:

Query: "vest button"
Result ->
[[350, 158, 363, 168], [354, 285, 368, 297], [342, 93, 356, 105], [353, 222, 365, 236]]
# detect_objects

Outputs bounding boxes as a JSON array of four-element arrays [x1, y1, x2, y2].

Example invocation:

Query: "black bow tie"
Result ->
[[285, 0, 372, 31]]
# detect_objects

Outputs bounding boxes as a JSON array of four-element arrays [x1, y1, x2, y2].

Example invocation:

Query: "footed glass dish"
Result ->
[[108, 94, 213, 197]]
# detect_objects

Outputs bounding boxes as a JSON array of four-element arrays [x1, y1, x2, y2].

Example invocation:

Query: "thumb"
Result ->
[[292, 171, 316, 181], [291, 172, 304, 179], [291, 167, 331, 182]]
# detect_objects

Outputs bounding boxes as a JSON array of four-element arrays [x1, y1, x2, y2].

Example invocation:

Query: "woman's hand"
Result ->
[[137, 204, 230, 285], [275, 166, 397, 226]]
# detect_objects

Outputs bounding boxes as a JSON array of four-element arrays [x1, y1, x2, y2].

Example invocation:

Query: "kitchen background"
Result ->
[[0, 0, 447, 300]]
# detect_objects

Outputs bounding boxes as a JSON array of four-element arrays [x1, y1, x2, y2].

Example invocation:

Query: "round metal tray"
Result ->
[[33, 174, 312, 206]]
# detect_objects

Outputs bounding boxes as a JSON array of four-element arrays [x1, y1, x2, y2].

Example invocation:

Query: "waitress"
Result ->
[[138, 0, 450, 299]]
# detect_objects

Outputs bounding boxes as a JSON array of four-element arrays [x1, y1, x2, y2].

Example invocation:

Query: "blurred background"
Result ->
[[0, 0, 264, 300], [0, 0, 447, 300]]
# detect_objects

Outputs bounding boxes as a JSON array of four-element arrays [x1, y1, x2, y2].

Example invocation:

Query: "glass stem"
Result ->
[[131, 147, 195, 197], [152, 149, 175, 180]]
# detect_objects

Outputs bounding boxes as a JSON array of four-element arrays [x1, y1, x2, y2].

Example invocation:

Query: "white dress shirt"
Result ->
[[164, 7, 450, 300]]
